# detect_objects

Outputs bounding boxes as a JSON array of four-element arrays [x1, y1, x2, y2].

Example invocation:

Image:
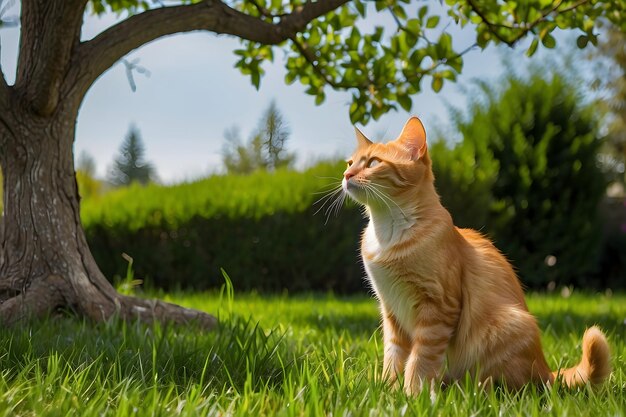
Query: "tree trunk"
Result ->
[[0, 102, 216, 328]]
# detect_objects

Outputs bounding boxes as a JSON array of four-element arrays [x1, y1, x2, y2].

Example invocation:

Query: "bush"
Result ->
[[433, 71, 607, 287], [83, 162, 367, 292]]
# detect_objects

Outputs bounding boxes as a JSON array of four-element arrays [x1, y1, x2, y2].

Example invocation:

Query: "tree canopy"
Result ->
[[82, 0, 626, 125]]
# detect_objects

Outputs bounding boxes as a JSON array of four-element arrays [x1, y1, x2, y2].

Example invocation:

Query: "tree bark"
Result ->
[[0, 97, 216, 328]]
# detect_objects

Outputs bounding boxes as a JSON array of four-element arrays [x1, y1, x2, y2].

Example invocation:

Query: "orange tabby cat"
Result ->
[[342, 116, 610, 394]]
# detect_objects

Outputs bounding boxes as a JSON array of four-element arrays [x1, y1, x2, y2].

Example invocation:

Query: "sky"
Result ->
[[0, 2, 589, 183]]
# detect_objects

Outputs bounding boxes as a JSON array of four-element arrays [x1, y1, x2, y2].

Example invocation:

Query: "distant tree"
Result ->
[[590, 26, 626, 186], [223, 101, 294, 174], [108, 126, 157, 186], [75, 150, 104, 199], [261, 101, 295, 170], [76, 150, 97, 177], [222, 126, 265, 174]]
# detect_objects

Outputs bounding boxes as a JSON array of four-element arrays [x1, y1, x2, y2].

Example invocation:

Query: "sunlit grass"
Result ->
[[0, 290, 624, 416]]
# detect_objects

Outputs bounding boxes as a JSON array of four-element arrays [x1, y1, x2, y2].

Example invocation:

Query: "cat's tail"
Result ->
[[552, 326, 611, 388]]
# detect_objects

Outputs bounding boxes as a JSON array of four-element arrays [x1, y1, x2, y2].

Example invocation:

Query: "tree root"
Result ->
[[0, 273, 217, 329], [115, 294, 218, 329], [0, 274, 72, 326]]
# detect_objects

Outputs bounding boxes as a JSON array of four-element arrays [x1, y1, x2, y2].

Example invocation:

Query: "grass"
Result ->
[[0, 290, 624, 416]]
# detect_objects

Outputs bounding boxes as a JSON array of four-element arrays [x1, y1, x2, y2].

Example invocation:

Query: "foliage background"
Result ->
[[77, 68, 626, 292], [432, 70, 608, 288]]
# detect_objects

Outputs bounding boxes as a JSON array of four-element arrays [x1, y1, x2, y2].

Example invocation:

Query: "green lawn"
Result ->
[[0, 290, 624, 416]]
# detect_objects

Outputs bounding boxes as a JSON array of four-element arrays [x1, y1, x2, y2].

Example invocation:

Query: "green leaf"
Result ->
[[309, 27, 321, 46], [349, 100, 365, 124], [541, 33, 556, 49], [285, 71, 296, 85], [398, 94, 412, 112], [476, 30, 491, 49], [251, 71, 261, 90], [440, 70, 456, 81], [354, 0, 366, 17], [371, 103, 384, 120], [426, 15, 440, 29], [447, 56, 463, 73], [406, 19, 421, 36], [393, 5, 407, 20], [347, 27, 360, 50], [315, 92, 326, 105], [576, 35, 589, 49], [418, 5, 428, 20], [438, 33, 452, 54], [526, 38, 539, 57], [432, 75, 443, 92], [372, 26, 384, 43]]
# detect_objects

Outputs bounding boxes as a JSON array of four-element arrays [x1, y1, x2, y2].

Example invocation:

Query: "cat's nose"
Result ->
[[344, 172, 353, 181]]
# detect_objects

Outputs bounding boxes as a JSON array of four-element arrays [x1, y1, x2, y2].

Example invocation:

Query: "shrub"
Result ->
[[83, 162, 367, 292], [433, 71, 607, 287]]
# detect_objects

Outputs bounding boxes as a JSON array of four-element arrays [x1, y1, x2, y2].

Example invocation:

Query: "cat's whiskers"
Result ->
[[313, 184, 341, 212], [366, 182, 411, 223], [325, 189, 346, 222], [313, 181, 348, 224]]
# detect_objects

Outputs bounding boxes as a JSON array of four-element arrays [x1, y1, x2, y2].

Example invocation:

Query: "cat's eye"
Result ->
[[367, 158, 381, 168], [347, 160, 353, 167]]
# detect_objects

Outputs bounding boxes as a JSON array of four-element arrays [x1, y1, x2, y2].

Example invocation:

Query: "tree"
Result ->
[[261, 101, 295, 170], [108, 126, 157, 186], [0, 0, 623, 327], [77, 150, 97, 178], [223, 101, 294, 173], [76, 150, 104, 200], [590, 26, 626, 186], [223, 126, 266, 174]]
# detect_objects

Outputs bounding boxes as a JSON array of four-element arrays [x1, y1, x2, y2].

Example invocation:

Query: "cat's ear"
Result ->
[[354, 126, 373, 149], [397, 117, 427, 160]]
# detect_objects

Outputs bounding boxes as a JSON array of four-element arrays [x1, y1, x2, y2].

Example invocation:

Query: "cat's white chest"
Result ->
[[362, 223, 417, 336]]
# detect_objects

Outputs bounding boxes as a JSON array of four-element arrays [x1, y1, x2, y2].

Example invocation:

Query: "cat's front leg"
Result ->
[[381, 311, 410, 386], [403, 308, 454, 396]]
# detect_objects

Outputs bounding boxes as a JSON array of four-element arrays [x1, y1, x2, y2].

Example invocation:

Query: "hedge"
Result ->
[[82, 162, 368, 292]]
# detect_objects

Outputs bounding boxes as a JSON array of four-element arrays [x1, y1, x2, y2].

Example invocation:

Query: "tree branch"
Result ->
[[466, 0, 591, 47], [289, 35, 356, 90], [0, 2, 12, 106], [13, 0, 86, 116], [0, 63, 9, 104], [68, 0, 350, 100]]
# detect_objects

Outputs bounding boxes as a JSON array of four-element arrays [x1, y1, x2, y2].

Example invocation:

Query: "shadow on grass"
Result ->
[[291, 310, 380, 339], [534, 310, 626, 341], [0, 315, 291, 393]]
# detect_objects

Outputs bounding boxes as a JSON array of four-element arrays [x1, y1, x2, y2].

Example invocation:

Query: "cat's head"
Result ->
[[342, 117, 433, 211]]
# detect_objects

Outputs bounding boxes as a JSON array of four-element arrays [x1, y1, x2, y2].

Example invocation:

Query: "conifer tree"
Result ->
[[109, 126, 156, 186]]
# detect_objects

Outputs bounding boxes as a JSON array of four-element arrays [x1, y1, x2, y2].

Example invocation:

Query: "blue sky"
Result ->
[[0, 2, 587, 182]]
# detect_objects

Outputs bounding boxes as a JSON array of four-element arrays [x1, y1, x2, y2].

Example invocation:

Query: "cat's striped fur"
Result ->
[[342, 117, 610, 394]]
